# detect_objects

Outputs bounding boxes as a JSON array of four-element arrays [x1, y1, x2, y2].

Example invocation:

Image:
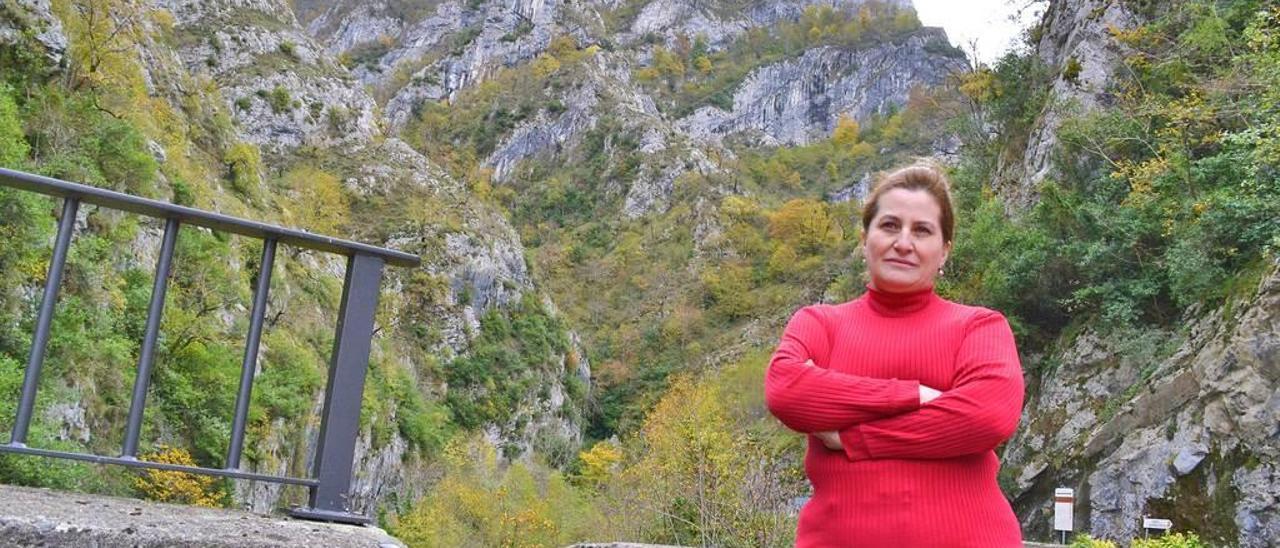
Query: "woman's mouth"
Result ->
[[884, 258, 917, 268]]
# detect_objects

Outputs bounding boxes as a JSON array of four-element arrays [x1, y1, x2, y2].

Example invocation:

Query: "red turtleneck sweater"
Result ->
[[765, 287, 1024, 547]]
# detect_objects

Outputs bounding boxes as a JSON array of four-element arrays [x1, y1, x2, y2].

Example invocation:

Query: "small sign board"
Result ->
[[1054, 488, 1074, 532], [1143, 517, 1173, 531]]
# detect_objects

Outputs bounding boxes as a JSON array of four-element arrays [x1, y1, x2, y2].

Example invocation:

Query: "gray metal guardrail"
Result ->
[[0, 166, 421, 525]]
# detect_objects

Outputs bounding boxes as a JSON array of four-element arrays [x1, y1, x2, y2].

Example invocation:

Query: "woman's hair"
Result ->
[[860, 162, 955, 243]]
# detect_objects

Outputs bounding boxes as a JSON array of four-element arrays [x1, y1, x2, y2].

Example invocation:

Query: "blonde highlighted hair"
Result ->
[[860, 161, 955, 243]]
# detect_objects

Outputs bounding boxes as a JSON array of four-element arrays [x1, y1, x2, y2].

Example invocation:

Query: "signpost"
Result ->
[[1143, 516, 1173, 538], [1054, 488, 1074, 544]]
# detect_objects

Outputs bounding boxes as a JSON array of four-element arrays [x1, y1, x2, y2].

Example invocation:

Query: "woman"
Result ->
[[765, 164, 1024, 547]]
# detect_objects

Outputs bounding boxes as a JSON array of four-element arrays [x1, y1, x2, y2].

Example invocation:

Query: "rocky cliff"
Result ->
[[1005, 262, 1280, 546], [678, 27, 964, 147], [994, 1, 1280, 545], [2, 0, 586, 516], [995, 0, 1144, 208]]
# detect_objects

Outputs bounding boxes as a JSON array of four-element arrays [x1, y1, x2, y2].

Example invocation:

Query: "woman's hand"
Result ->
[[919, 384, 942, 404], [814, 431, 843, 451]]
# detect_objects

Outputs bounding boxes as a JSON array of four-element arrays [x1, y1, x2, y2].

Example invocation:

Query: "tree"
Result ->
[[767, 199, 843, 255], [832, 114, 861, 150]]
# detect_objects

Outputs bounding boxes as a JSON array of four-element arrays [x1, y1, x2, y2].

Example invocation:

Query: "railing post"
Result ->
[[226, 238, 276, 471], [121, 217, 180, 459], [289, 253, 383, 525], [9, 197, 79, 447]]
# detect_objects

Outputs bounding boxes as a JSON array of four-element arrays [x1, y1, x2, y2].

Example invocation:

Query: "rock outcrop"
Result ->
[[996, 0, 1144, 208], [620, 0, 912, 49], [678, 28, 964, 146], [1005, 262, 1279, 546], [0, 0, 68, 73], [302, 0, 571, 131], [0, 0, 589, 518]]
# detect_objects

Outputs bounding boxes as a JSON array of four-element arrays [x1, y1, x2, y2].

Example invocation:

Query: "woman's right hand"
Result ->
[[919, 385, 942, 405]]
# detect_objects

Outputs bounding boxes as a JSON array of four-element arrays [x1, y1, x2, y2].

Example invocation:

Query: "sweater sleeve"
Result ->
[[838, 309, 1024, 460], [765, 306, 921, 433]]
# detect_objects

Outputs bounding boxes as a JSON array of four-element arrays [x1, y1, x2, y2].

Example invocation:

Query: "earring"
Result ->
[[938, 268, 945, 277]]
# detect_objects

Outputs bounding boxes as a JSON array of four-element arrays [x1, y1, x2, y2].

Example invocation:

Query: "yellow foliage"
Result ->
[[55, 0, 148, 111], [577, 441, 623, 488], [720, 195, 761, 221], [132, 445, 224, 507], [693, 55, 712, 74], [651, 47, 686, 88], [470, 167, 496, 201], [849, 141, 875, 160], [149, 8, 175, 33], [958, 68, 997, 102], [700, 263, 756, 319], [767, 199, 844, 255], [831, 114, 861, 149], [1112, 155, 1170, 204], [531, 54, 562, 79], [392, 436, 605, 547], [634, 67, 659, 83], [224, 142, 264, 197], [277, 166, 349, 234], [548, 35, 578, 57], [594, 356, 798, 546], [767, 243, 799, 280]]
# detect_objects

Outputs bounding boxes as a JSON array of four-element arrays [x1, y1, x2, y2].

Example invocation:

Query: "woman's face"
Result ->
[[862, 188, 951, 294]]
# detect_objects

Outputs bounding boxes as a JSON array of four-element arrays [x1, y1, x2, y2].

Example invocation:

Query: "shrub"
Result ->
[[92, 116, 158, 194], [0, 84, 29, 166], [133, 445, 225, 507], [223, 142, 262, 196], [1131, 532, 1207, 548], [265, 86, 292, 113]]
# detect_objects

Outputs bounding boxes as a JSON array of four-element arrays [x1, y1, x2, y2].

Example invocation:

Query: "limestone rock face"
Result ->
[[300, 0, 571, 131], [996, 0, 1144, 207], [295, 0, 958, 222], [0, 0, 68, 73], [1003, 263, 1280, 546], [125, 0, 588, 516], [622, 0, 912, 50], [678, 29, 964, 146]]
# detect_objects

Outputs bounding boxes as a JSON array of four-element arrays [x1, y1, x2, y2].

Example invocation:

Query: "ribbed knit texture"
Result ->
[[765, 287, 1025, 547]]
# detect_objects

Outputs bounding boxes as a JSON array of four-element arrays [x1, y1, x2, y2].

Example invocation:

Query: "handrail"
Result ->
[[0, 166, 421, 525], [0, 167, 420, 268]]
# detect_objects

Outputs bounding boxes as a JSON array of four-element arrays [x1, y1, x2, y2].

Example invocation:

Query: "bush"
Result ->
[[1131, 532, 1207, 548], [265, 86, 292, 114], [133, 445, 225, 507], [252, 331, 324, 423], [223, 142, 262, 196], [0, 84, 29, 166], [1069, 534, 1117, 548], [392, 436, 606, 547], [92, 116, 158, 194]]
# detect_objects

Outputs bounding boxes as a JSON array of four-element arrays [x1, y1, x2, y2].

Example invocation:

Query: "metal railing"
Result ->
[[0, 166, 420, 525]]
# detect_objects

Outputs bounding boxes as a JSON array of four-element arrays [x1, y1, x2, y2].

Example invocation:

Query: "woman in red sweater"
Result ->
[[765, 164, 1024, 547]]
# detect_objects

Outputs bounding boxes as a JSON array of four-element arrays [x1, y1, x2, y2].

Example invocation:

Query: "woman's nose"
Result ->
[[892, 233, 913, 252]]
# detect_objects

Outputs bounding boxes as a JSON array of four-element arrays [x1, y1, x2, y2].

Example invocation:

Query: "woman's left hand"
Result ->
[[814, 431, 843, 451]]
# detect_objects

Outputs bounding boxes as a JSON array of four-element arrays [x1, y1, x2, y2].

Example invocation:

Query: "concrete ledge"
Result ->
[[0, 483, 405, 547]]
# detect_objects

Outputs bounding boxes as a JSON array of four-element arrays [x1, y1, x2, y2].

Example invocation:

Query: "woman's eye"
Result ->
[[880, 221, 899, 230], [913, 226, 932, 236]]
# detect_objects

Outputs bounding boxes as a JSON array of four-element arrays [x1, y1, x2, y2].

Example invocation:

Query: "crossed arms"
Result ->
[[764, 306, 1024, 460]]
